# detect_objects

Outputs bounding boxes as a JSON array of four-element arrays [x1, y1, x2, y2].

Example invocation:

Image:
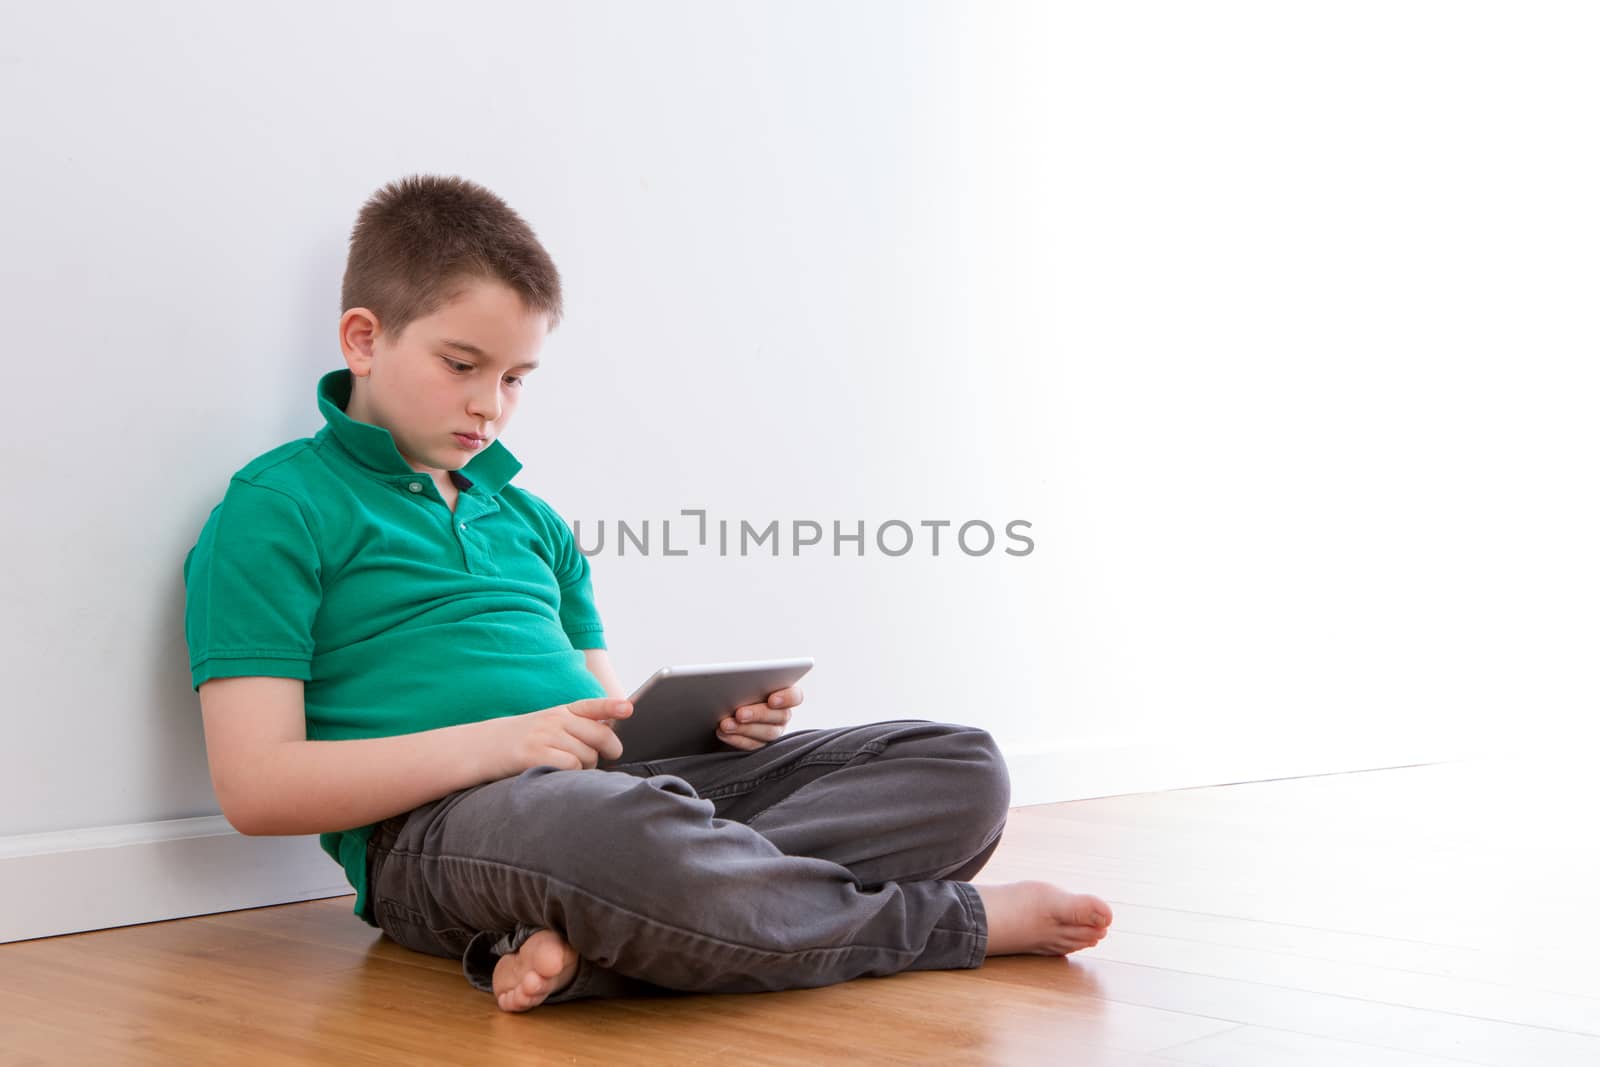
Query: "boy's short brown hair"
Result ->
[[341, 174, 563, 342]]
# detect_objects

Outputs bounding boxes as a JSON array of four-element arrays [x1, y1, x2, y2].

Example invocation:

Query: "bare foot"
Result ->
[[974, 880, 1114, 956], [491, 927, 580, 1013]]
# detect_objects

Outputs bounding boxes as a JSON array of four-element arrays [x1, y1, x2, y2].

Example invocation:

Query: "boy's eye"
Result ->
[[444, 356, 525, 387], [444, 358, 524, 388]]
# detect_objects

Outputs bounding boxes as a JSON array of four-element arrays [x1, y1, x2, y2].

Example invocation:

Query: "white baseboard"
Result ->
[[1001, 728, 1488, 808], [0, 816, 354, 944], [1, 733, 1484, 944]]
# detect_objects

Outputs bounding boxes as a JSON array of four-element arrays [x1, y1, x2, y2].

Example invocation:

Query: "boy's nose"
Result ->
[[467, 390, 502, 422]]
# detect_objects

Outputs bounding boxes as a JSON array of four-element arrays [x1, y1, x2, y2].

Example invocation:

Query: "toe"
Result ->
[[1067, 924, 1105, 947]]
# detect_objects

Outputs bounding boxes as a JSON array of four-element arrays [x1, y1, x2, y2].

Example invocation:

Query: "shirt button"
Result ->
[[407, 482, 422, 493], [459, 522, 468, 531]]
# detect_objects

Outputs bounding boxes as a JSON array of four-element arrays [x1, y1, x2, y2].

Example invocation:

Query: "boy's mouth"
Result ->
[[453, 432, 487, 450]]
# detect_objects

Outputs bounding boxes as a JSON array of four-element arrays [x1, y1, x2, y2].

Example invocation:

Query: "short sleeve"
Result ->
[[516, 489, 607, 650], [183, 479, 323, 690]]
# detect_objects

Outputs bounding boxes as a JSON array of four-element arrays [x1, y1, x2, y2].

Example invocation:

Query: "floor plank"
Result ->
[[1155, 1024, 1492, 1067]]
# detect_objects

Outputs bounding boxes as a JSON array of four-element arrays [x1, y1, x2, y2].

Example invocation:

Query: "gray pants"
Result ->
[[365, 718, 1011, 1001]]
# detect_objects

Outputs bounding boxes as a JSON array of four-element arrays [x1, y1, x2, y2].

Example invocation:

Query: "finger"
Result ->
[[732, 722, 786, 742], [717, 729, 763, 750], [721, 713, 783, 734], [733, 704, 790, 726], [718, 718, 776, 744], [542, 733, 594, 770], [570, 698, 633, 722], [589, 721, 624, 762], [768, 686, 802, 709], [570, 717, 620, 756]]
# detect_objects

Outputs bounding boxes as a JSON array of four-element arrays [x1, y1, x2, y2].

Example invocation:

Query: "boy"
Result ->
[[182, 174, 1113, 1013]]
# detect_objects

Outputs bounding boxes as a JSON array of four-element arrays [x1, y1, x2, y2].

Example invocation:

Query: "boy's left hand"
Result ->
[[716, 686, 803, 750]]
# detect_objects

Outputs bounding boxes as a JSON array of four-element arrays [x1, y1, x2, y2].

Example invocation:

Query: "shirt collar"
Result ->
[[314, 368, 523, 495]]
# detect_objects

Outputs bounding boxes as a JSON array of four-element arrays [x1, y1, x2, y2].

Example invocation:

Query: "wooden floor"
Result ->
[[3, 748, 1597, 1066]]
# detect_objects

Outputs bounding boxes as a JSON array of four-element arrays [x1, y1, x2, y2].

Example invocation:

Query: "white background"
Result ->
[[1, 0, 1595, 844]]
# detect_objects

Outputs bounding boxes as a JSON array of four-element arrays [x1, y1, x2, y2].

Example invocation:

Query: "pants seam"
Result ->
[[385, 849, 964, 964], [698, 745, 882, 802], [953, 882, 985, 968], [716, 744, 888, 823]]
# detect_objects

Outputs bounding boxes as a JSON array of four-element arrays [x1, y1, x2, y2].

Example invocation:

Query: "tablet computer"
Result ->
[[598, 657, 814, 768]]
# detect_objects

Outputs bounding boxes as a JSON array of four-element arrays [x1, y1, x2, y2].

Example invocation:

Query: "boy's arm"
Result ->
[[583, 648, 629, 701], [201, 675, 497, 837]]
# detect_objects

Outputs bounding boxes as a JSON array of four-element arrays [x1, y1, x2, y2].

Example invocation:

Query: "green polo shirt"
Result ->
[[182, 368, 608, 926]]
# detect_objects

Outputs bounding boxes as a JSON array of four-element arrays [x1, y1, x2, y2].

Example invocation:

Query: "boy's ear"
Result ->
[[339, 307, 380, 374]]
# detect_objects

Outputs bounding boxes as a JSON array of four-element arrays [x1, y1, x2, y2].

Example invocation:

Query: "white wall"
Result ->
[[2, 1, 1596, 933]]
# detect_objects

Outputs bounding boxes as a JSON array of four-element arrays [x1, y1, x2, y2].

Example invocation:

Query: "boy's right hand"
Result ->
[[487, 698, 633, 779]]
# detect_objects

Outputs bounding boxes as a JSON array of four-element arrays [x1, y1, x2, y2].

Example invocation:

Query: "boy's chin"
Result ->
[[412, 451, 466, 473]]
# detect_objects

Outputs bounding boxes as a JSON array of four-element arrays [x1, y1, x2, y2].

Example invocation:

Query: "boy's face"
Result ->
[[339, 277, 547, 475]]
